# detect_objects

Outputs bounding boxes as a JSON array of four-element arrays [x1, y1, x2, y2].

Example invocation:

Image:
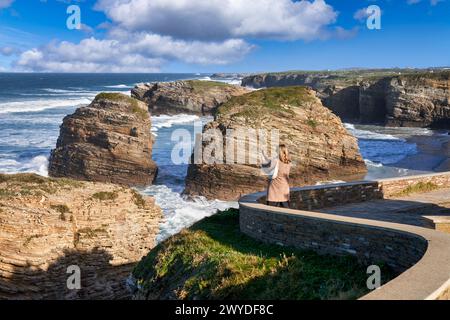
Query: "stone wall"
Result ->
[[258, 172, 450, 211], [239, 171, 450, 300], [380, 172, 450, 197], [240, 206, 427, 273]]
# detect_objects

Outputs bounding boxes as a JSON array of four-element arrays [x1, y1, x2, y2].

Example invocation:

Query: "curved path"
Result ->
[[239, 174, 450, 300]]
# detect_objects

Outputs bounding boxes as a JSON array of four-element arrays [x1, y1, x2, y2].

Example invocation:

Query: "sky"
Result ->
[[0, 0, 449, 73]]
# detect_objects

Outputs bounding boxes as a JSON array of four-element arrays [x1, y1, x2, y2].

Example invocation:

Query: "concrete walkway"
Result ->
[[316, 188, 450, 228]]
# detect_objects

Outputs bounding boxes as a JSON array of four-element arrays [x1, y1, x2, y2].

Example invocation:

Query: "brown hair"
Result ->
[[279, 144, 291, 164]]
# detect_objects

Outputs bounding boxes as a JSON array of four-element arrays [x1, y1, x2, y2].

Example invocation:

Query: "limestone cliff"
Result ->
[[0, 173, 162, 300], [184, 87, 367, 201], [242, 70, 450, 128], [49, 93, 157, 186], [131, 80, 250, 115]]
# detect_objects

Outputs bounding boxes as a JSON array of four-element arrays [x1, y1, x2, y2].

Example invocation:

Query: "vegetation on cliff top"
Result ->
[[216, 86, 316, 119], [187, 80, 231, 90], [94, 92, 148, 118], [133, 209, 395, 300]]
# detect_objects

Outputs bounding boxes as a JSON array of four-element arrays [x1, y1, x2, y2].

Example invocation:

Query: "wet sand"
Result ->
[[393, 132, 450, 173]]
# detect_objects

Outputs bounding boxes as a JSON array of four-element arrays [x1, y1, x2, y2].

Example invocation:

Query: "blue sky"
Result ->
[[0, 0, 449, 73]]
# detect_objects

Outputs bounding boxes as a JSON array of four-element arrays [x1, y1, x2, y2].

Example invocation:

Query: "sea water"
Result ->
[[0, 73, 443, 241]]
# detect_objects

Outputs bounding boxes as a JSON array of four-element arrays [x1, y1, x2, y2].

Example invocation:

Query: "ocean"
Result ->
[[0, 73, 445, 241]]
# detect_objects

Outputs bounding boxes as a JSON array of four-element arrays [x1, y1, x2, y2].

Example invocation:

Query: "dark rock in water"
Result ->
[[49, 93, 157, 186], [242, 70, 450, 128], [184, 87, 367, 201], [131, 80, 250, 115]]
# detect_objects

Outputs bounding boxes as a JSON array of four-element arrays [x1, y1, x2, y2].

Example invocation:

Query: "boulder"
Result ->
[[184, 87, 367, 200], [49, 93, 157, 186]]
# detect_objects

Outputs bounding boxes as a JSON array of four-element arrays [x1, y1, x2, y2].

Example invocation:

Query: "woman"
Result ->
[[261, 144, 292, 208]]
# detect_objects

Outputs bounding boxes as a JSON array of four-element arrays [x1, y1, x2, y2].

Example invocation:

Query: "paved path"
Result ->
[[316, 188, 450, 228]]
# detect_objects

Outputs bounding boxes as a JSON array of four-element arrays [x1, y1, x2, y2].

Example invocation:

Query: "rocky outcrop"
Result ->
[[385, 74, 450, 127], [184, 87, 367, 201], [0, 173, 162, 300], [242, 70, 450, 128], [131, 80, 250, 115], [49, 93, 157, 186]]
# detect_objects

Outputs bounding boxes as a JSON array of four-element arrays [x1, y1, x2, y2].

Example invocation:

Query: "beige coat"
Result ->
[[267, 160, 291, 202]]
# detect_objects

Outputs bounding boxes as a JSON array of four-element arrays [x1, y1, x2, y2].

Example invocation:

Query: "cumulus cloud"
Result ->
[[15, 35, 254, 72], [15, 0, 345, 72], [0, 0, 14, 9], [96, 0, 337, 41], [0, 46, 20, 56]]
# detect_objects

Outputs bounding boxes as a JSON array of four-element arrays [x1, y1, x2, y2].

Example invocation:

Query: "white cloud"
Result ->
[[96, 0, 338, 41], [14, 0, 346, 72], [354, 8, 370, 22], [0, 46, 20, 56], [0, 0, 14, 9], [15, 35, 254, 72]]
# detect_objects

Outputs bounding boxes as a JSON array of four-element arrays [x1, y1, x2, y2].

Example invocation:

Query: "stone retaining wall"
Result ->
[[240, 205, 427, 273], [239, 172, 450, 300], [262, 171, 450, 211]]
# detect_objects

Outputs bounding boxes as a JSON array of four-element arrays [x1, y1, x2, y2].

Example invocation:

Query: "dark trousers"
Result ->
[[267, 201, 290, 208]]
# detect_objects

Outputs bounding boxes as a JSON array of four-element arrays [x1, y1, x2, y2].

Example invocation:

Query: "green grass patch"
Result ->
[[95, 92, 148, 118], [394, 182, 440, 197], [77, 227, 108, 239], [133, 209, 395, 300], [50, 204, 70, 221], [187, 80, 231, 92], [217, 87, 315, 120], [306, 119, 318, 128], [92, 191, 118, 201], [132, 189, 146, 209]]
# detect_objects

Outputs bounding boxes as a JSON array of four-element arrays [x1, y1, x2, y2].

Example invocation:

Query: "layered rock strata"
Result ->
[[0, 173, 162, 300], [49, 93, 157, 186], [184, 87, 367, 200], [242, 70, 450, 128], [131, 80, 250, 115]]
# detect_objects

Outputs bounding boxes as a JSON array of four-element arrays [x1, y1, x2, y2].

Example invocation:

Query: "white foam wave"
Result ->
[[344, 123, 400, 141], [151, 114, 200, 132], [0, 97, 93, 114], [0, 155, 49, 176], [140, 184, 238, 242], [104, 84, 132, 89], [364, 159, 383, 168]]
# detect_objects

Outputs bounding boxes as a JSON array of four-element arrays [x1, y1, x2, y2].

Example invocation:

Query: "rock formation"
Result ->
[[49, 93, 157, 186], [184, 87, 367, 201], [131, 80, 250, 115], [0, 173, 162, 300], [242, 70, 450, 128]]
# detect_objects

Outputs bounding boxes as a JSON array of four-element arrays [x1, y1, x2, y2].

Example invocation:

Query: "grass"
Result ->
[[217, 87, 316, 120], [23, 235, 42, 247], [0, 174, 84, 197], [50, 204, 70, 221], [133, 209, 395, 300], [132, 189, 147, 209], [187, 80, 231, 92], [95, 92, 148, 118], [394, 182, 440, 197], [92, 191, 118, 201]]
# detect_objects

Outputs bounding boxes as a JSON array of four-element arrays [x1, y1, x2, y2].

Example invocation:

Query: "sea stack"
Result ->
[[184, 87, 367, 201], [49, 93, 157, 186], [131, 80, 250, 115], [0, 173, 162, 300]]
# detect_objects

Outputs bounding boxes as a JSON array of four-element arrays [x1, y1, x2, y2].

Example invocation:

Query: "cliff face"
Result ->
[[131, 80, 250, 115], [242, 71, 450, 128], [385, 75, 450, 127], [184, 87, 367, 201], [49, 93, 157, 186], [0, 173, 162, 300]]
